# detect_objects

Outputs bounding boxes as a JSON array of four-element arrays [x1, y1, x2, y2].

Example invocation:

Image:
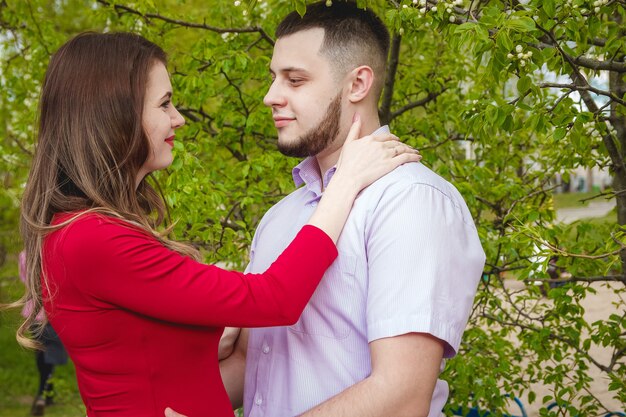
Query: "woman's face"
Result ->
[[136, 62, 185, 185]]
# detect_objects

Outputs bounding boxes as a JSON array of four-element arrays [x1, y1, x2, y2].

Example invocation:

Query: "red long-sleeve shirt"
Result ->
[[43, 213, 337, 417]]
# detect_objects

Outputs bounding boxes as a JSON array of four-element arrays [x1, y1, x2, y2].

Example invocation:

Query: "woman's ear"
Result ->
[[347, 66, 374, 104]]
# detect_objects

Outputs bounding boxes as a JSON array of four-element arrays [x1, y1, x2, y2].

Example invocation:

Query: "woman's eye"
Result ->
[[289, 79, 303, 85], [161, 100, 171, 108]]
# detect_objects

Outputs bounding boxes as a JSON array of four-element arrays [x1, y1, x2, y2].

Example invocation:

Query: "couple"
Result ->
[[16, 2, 485, 416]]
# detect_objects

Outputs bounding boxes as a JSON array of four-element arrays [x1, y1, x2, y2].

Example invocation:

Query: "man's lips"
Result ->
[[165, 135, 175, 147], [273, 116, 295, 128]]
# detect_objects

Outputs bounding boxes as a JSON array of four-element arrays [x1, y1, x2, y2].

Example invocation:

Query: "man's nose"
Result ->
[[263, 81, 286, 108]]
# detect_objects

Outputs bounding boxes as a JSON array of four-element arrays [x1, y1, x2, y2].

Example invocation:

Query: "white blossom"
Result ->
[[449, 15, 456, 22], [515, 44, 523, 53]]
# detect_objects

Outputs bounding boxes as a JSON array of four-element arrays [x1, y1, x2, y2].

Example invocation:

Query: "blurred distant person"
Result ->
[[18, 250, 68, 416]]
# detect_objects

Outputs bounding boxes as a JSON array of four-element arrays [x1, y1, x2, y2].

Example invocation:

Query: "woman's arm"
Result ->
[[49, 118, 418, 329]]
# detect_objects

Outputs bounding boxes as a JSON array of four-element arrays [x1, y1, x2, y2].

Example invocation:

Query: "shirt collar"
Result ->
[[291, 124, 391, 189]]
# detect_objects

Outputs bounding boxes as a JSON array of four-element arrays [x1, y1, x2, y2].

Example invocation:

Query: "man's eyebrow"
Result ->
[[269, 67, 310, 75], [281, 66, 308, 73]]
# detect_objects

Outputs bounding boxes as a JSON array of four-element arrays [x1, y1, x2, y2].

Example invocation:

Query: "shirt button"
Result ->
[[262, 345, 270, 354], [255, 396, 263, 406]]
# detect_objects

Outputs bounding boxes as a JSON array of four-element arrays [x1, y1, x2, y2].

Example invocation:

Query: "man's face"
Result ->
[[264, 28, 346, 157]]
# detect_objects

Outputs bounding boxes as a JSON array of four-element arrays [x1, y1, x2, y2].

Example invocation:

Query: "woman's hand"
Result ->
[[218, 327, 241, 360], [307, 115, 421, 244], [164, 408, 185, 417], [333, 114, 421, 191]]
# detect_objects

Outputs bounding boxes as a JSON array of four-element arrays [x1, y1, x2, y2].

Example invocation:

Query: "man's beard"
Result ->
[[277, 92, 342, 158]]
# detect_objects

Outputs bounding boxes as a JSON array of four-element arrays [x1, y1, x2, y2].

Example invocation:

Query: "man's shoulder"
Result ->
[[251, 185, 310, 235], [264, 185, 309, 214], [363, 162, 457, 201]]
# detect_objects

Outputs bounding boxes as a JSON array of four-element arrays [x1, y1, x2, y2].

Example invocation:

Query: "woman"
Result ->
[[15, 32, 419, 416]]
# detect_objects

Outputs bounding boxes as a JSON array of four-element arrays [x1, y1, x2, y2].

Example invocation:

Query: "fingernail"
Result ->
[[352, 113, 360, 122]]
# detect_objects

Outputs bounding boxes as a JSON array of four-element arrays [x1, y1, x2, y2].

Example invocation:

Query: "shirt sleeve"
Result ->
[[53, 215, 338, 328], [365, 182, 485, 358]]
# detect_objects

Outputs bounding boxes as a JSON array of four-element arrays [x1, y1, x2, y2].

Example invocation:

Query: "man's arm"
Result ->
[[219, 328, 248, 409], [299, 332, 444, 417]]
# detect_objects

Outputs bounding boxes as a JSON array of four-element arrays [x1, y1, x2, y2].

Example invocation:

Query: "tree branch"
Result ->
[[524, 275, 626, 284], [569, 54, 626, 73], [538, 82, 626, 107], [525, 232, 626, 260], [96, 0, 274, 46], [390, 89, 447, 120]]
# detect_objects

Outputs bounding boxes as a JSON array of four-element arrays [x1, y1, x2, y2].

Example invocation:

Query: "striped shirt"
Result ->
[[244, 126, 486, 417]]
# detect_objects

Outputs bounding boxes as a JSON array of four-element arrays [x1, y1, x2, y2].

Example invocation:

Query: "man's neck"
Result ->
[[315, 118, 382, 180]]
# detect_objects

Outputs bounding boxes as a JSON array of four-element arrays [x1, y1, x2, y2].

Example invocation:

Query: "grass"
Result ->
[[0, 255, 85, 417], [586, 209, 616, 224], [552, 191, 605, 209]]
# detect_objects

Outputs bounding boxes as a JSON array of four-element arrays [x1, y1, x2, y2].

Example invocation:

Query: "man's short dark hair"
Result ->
[[276, 1, 390, 98]]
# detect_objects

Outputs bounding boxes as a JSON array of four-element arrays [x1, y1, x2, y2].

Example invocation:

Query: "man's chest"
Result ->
[[250, 197, 370, 339]]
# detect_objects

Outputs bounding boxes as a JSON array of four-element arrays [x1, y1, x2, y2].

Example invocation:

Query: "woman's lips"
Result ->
[[165, 136, 175, 147]]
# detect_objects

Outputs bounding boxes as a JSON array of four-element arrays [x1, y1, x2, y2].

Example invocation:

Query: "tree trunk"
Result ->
[[609, 11, 626, 278]]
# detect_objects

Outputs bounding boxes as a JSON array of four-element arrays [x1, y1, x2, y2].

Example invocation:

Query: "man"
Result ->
[[169, 2, 485, 417]]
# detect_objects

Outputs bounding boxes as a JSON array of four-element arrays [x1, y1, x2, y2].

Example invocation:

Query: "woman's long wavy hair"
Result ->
[[12, 32, 199, 349]]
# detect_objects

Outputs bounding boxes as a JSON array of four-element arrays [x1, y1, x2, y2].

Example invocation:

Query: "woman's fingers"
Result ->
[[380, 140, 420, 158], [370, 133, 400, 142], [344, 113, 362, 144]]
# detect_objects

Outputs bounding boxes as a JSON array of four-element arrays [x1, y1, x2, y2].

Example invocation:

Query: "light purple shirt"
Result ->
[[244, 126, 486, 417]]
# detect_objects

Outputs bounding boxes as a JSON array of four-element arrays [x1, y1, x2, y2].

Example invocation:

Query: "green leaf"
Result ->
[[506, 17, 536, 33], [517, 75, 532, 93], [553, 127, 567, 141], [543, 0, 555, 18], [294, 0, 306, 16]]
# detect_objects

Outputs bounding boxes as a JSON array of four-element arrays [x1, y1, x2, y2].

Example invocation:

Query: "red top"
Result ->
[[42, 213, 337, 417]]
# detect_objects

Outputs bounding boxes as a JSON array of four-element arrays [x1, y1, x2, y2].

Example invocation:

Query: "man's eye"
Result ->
[[289, 79, 303, 85]]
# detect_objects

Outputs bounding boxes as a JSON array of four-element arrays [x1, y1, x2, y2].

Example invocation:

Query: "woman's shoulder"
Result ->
[[50, 211, 151, 247]]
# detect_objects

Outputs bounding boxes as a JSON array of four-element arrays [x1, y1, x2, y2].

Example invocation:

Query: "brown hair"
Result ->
[[276, 1, 390, 97], [13, 32, 198, 349]]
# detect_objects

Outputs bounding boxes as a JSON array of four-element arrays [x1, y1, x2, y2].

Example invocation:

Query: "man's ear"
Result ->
[[347, 66, 374, 104]]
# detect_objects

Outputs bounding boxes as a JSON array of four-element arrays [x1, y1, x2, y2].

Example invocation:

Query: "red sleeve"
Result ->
[[49, 215, 337, 327]]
